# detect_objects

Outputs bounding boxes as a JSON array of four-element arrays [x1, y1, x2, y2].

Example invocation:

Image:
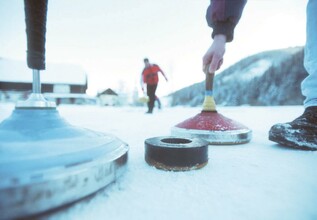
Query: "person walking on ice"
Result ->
[[141, 58, 168, 114]]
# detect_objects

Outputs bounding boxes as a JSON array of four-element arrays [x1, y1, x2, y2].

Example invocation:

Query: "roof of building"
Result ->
[[98, 88, 118, 96], [0, 58, 87, 85]]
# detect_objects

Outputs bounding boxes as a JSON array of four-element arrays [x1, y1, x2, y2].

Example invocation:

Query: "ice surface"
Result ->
[[0, 104, 316, 220]]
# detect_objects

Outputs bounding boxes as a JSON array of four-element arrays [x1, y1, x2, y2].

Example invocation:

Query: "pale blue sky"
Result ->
[[0, 0, 307, 96]]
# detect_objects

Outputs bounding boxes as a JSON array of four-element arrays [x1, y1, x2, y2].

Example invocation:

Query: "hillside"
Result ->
[[169, 47, 308, 106]]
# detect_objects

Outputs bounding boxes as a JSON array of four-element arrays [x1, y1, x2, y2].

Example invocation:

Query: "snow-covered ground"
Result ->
[[0, 104, 316, 220]]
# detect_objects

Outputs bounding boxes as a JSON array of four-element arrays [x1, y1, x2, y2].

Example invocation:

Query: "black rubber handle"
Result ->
[[24, 0, 48, 70]]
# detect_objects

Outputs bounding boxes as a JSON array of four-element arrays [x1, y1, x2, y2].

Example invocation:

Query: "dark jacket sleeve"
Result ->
[[206, 0, 247, 42]]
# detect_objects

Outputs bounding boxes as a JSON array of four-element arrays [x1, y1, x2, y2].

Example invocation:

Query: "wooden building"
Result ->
[[97, 88, 119, 106], [0, 58, 92, 104]]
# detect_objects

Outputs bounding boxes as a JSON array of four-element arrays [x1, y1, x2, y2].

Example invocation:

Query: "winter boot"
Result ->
[[269, 106, 317, 150]]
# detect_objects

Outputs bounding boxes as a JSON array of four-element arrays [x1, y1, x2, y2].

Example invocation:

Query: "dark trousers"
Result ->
[[147, 84, 157, 113]]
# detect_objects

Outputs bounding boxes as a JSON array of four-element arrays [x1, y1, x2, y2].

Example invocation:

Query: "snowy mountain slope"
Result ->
[[169, 47, 307, 106]]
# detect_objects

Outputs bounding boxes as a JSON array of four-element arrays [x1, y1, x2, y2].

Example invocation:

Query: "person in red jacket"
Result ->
[[141, 58, 168, 113], [203, 0, 317, 150]]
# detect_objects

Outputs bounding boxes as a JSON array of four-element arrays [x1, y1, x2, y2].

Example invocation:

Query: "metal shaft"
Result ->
[[32, 69, 41, 94], [15, 69, 56, 108]]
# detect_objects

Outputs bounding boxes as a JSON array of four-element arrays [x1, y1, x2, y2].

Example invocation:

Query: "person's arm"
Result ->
[[155, 64, 168, 81], [140, 71, 145, 91], [203, 0, 246, 73], [159, 69, 168, 82], [206, 0, 246, 42]]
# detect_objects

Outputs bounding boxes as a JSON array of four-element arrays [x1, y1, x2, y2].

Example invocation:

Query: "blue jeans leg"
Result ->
[[302, 0, 317, 108]]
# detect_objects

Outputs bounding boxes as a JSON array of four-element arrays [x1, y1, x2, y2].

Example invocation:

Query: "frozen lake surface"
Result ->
[[0, 104, 316, 220]]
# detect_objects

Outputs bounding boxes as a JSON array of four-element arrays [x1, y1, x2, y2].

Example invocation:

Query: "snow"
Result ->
[[220, 59, 272, 84], [239, 59, 272, 81], [0, 103, 317, 220]]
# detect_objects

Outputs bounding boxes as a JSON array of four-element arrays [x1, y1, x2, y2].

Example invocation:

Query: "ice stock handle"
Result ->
[[24, 0, 48, 70], [202, 66, 216, 111], [205, 71, 214, 91]]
